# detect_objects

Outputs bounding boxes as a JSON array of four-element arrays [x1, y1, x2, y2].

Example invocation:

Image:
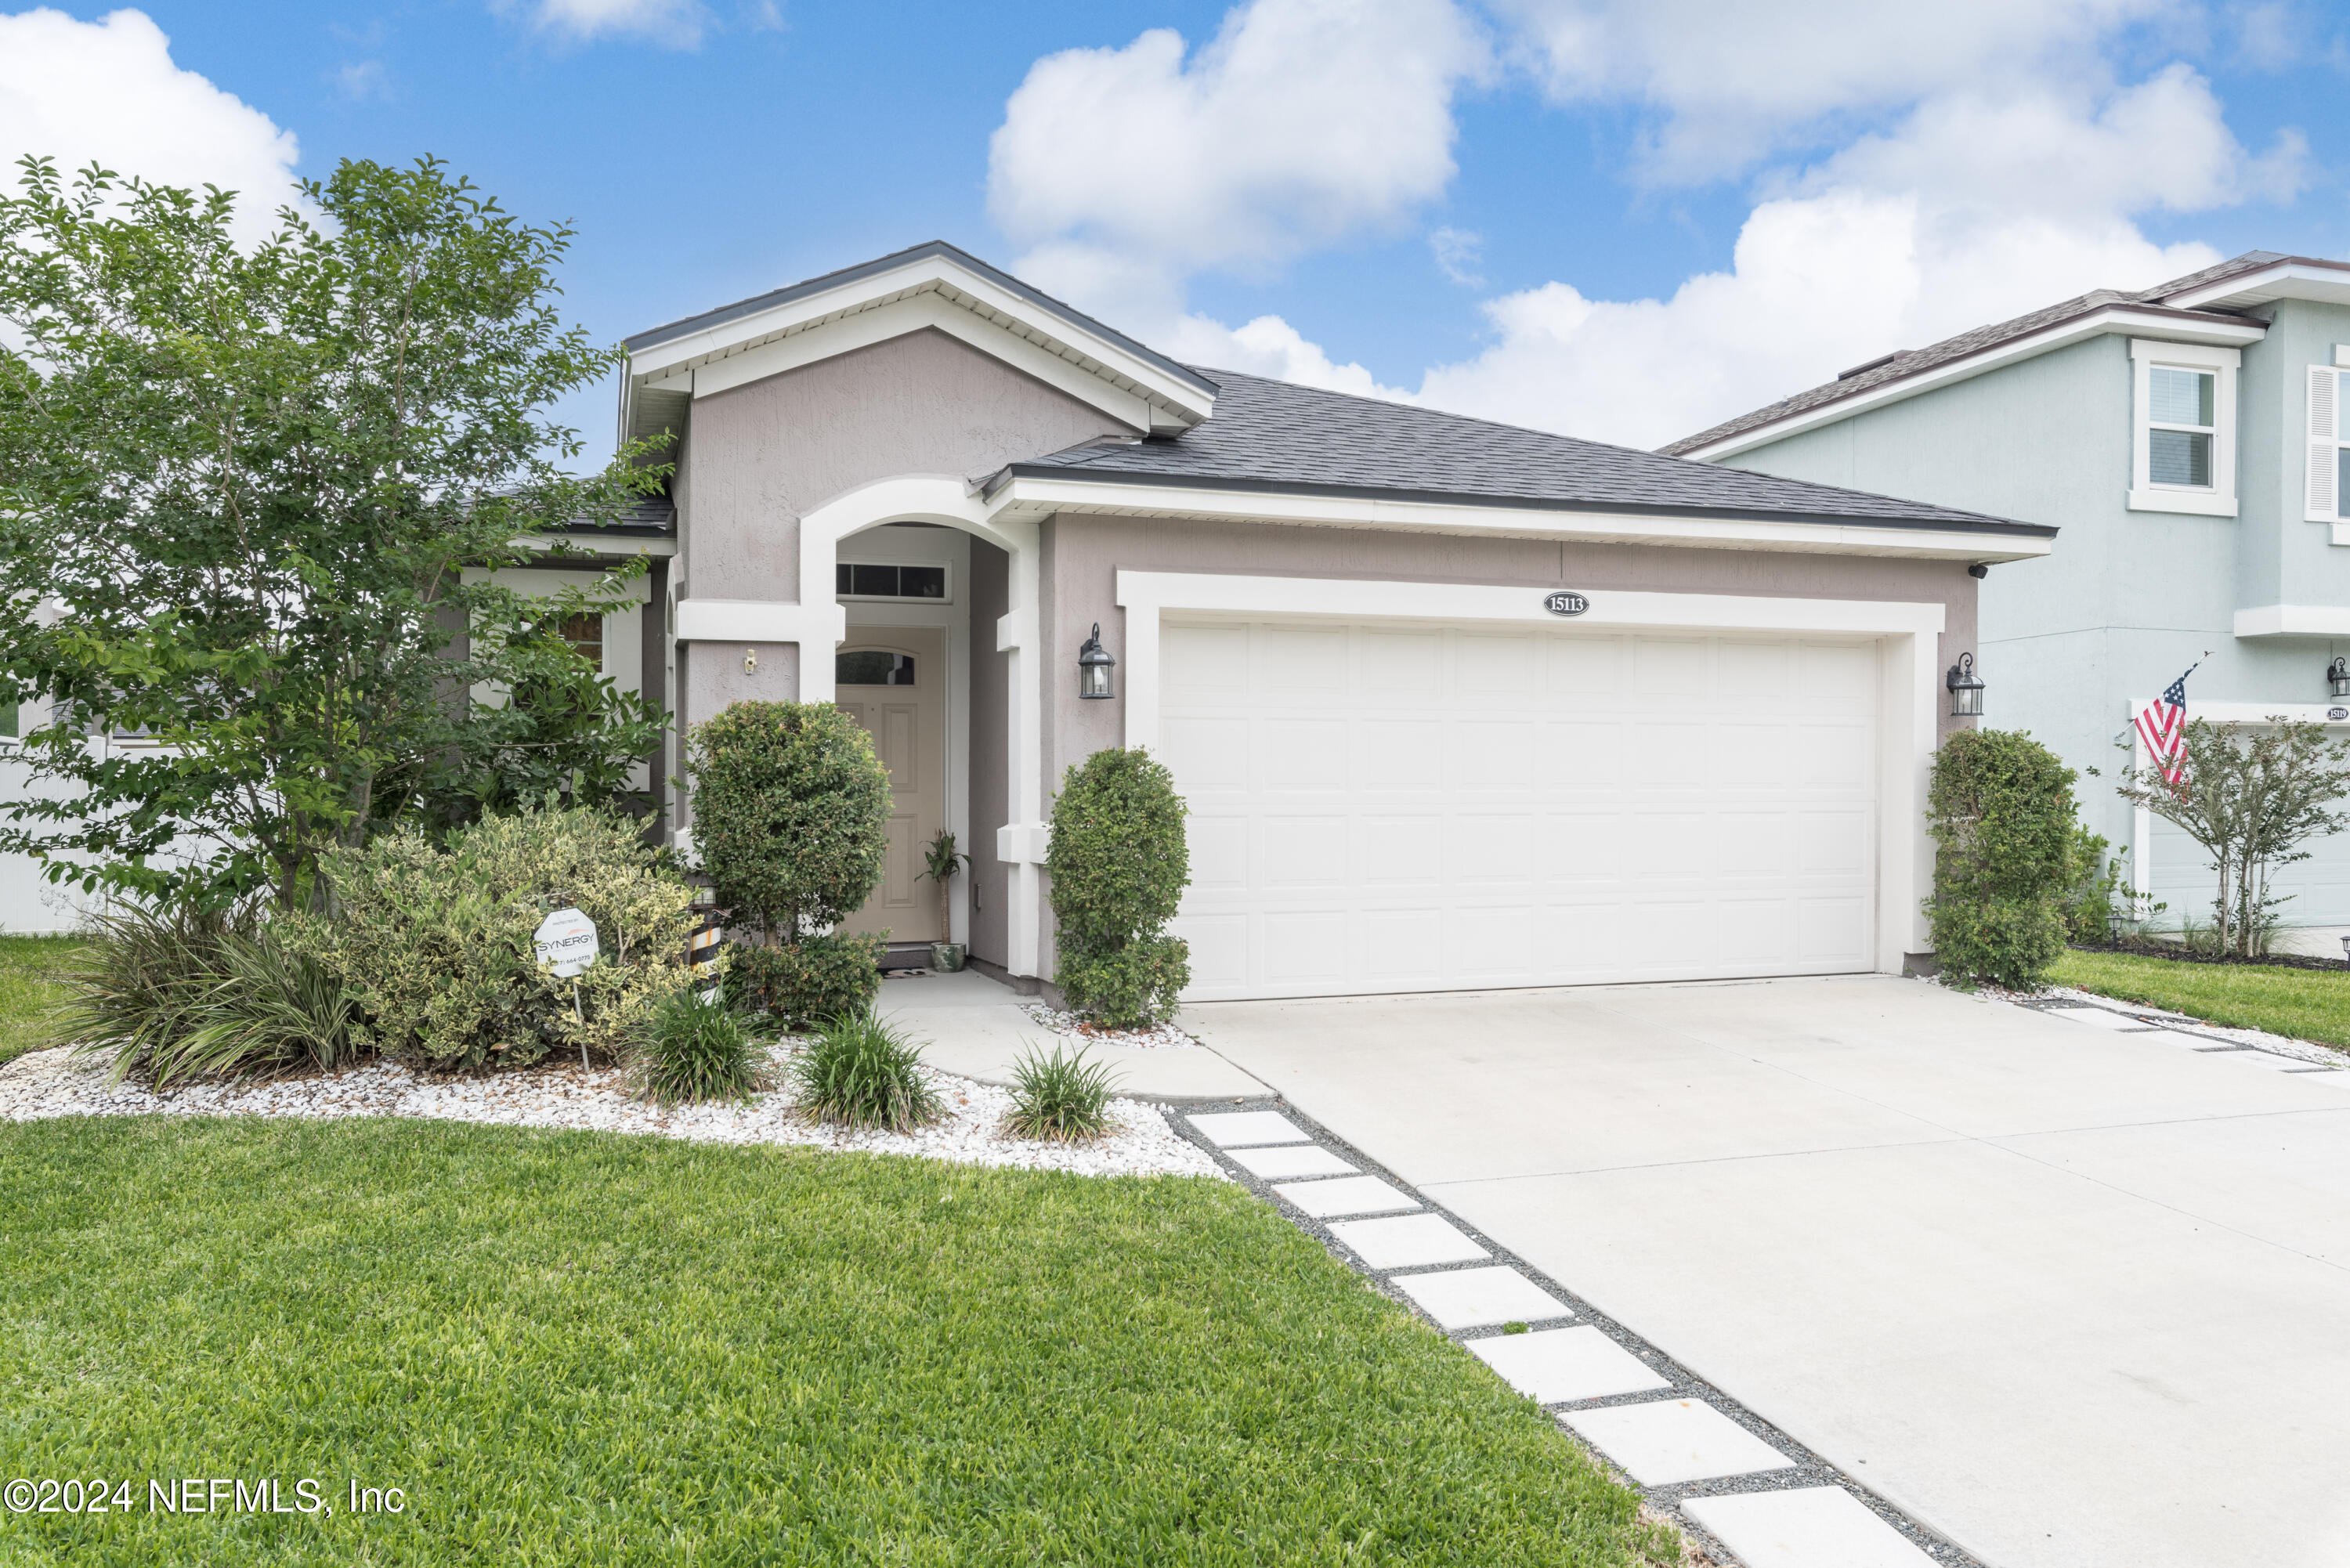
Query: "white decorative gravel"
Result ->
[[0, 1045, 1224, 1180], [1019, 1003, 1198, 1051], [1931, 974, 2348, 1067]]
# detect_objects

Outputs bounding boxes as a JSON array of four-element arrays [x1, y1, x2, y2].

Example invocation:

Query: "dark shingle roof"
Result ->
[[1003, 367, 2049, 537], [623, 240, 1217, 403], [1659, 251, 2291, 457]]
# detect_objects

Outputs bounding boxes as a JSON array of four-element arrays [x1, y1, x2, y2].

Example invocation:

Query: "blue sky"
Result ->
[[3, 1, 2348, 455]]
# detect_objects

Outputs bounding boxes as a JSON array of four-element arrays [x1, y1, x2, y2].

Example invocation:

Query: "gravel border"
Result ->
[[0, 1044, 1224, 1180], [1173, 1100, 1988, 1568], [1018, 1002, 1199, 1051], [1932, 974, 2348, 1067]]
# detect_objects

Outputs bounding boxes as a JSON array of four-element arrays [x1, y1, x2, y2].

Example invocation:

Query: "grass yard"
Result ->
[[2052, 948, 2350, 1053], [0, 934, 83, 1068], [0, 1116, 1674, 1566]]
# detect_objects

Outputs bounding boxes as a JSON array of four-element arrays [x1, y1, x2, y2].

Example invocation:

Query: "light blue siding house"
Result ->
[[1665, 252, 2350, 938]]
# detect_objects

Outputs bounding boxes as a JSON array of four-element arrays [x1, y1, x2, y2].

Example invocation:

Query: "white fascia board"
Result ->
[[675, 598, 847, 646], [512, 533, 678, 558], [1679, 306, 2269, 463], [993, 475, 2052, 563], [2232, 605, 2350, 638], [2164, 261, 2350, 313], [682, 291, 1155, 434], [627, 255, 1213, 425]]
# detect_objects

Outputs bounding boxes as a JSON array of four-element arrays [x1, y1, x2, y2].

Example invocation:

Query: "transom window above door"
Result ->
[[837, 562, 949, 601], [837, 650, 916, 686]]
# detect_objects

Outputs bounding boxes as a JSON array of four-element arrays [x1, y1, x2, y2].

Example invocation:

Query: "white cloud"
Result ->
[[1491, 0, 2173, 180], [0, 8, 302, 241], [1430, 226, 1484, 286], [989, 0, 1488, 319], [525, 0, 705, 46]]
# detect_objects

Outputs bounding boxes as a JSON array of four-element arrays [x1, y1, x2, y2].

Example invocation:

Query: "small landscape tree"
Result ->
[[2116, 717, 2350, 956], [1923, 728, 2077, 988], [687, 701, 892, 1025], [1048, 747, 1190, 1027]]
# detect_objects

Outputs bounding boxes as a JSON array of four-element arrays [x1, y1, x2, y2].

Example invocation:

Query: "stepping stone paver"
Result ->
[[1561, 1397, 1798, 1487], [1326, 1212, 1488, 1270], [1228, 1144, 1358, 1180], [1683, 1486, 1936, 1567], [1393, 1266, 1571, 1331], [1272, 1175, 1418, 1218], [1186, 1111, 1312, 1147], [1466, 1325, 1669, 1404], [2046, 1006, 2157, 1031]]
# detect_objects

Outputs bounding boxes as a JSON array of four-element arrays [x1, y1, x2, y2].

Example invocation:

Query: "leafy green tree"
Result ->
[[0, 155, 667, 909]]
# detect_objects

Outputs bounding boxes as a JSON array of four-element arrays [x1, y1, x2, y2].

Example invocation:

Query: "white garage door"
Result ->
[[1160, 617, 1882, 1000]]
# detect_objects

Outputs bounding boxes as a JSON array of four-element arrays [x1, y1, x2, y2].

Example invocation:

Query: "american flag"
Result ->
[[2134, 663, 2198, 787]]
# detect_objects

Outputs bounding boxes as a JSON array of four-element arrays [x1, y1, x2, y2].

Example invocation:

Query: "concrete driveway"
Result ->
[[1185, 975, 2350, 1568]]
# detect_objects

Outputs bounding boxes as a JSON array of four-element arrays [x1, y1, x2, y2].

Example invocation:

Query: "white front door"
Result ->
[[837, 626, 947, 943], [1159, 617, 1880, 1000]]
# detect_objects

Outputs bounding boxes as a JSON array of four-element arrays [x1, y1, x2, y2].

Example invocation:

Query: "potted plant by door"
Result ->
[[923, 829, 969, 971]]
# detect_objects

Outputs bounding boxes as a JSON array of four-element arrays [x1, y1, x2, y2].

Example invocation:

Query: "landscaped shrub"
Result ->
[[687, 701, 892, 1021], [1003, 1042, 1121, 1142], [1048, 747, 1191, 1028], [64, 900, 359, 1087], [292, 804, 707, 1071], [723, 932, 884, 1028], [629, 991, 766, 1107], [1924, 728, 2077, 989], [786, 1007, 939, 1132]]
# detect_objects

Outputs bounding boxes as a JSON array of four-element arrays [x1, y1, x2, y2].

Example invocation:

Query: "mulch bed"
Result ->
[[2072, 941, 2350, 974]]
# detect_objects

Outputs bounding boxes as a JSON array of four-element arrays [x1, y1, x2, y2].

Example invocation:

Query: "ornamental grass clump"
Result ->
[[787, 1008, 939, 1133], [1002, 1042, 1122, 1143], [1048, 747, 1191, 1028], [629, 991, 766, 1107], [63, 900, 360, 1087]]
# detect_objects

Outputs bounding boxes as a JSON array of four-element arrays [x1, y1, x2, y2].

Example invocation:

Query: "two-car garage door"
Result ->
[[1160, 616, 1882, 1001]]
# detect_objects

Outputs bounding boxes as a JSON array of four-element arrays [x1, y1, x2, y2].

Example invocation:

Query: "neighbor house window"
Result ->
[[2129, 338, 2238, 518], [836, 562, 949, 601], [2304, 363, 2350, 522]]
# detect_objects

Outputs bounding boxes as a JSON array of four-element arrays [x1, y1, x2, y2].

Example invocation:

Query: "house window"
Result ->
[[2129, 338, 2238, 518], [557, 612, 603, 672], [836, 562, 949, 602], [0, 702, 15, 741], [2305, 364, 2350, 522]]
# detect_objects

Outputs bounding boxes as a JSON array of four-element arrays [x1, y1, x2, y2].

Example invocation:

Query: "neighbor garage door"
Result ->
[[1160, 617, 1881, 1000]]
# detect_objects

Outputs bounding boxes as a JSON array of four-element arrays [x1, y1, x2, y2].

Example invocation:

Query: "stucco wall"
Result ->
[[966, 540, 1011, 968], [1040, 514, 1980, 801]]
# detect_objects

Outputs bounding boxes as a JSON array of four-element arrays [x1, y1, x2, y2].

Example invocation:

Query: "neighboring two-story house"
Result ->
[[1666, 252, 2350, 941], [619, 240, 2050, 999]]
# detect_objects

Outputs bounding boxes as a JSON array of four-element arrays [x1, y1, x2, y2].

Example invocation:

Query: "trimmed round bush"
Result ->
[[686, 701, 891, 939], [786, 1008, 938, 1132], [1047, 747, 1191, 1028], [725, 932, 884, 1029], [629, 990, 765, 1107], [1924, 728, 2078, 989]]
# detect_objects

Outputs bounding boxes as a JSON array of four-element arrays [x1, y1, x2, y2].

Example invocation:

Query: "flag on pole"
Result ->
[[2134, 662, 2199, 787]]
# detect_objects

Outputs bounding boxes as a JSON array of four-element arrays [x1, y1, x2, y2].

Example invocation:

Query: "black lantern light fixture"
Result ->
[[2329, 657, 2350, 699], [1077, 623, 1115, 700], [1946, 652, 1985, 717]]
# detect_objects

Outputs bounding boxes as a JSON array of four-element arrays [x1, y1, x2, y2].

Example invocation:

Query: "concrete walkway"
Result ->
[[878, 970, 1267, 1100], [1184, 975, 2350, 1568]]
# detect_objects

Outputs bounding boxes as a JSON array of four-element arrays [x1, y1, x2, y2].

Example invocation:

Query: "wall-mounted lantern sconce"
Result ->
[[2329, 657, 2349, 699], [1947, 652, 1985, 717], [1077, 623, 1115, 700], [743, 647, 757, 676]]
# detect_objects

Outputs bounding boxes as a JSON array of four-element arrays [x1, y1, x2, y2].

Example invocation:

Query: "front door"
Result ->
[[836, 627, 946, 943]]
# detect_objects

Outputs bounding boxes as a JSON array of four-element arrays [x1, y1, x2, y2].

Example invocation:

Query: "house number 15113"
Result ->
[[1543, 591, 1589, 616]]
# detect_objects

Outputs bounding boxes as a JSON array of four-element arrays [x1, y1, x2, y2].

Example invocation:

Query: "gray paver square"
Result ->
[[2046, 1006, 2157, 1031], [1273, 1175, 1419, 1218], [1466, 1325, 1669, 1404], [1227, 1144, 1358, 1179], [1326, 1212, 1488, 1270], [1393, 1266, 1571, 1330], [1186, 1111, 1311, 1147], [1562, 1398, 1798, 1486], [1683, 1487, 1936, 1567]]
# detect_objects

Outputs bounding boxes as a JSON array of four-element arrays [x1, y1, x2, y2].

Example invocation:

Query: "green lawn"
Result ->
[[0, 1116, 1673, 1566], [0, 934, 83, 1067], [2051, 948, 2350, 1053]]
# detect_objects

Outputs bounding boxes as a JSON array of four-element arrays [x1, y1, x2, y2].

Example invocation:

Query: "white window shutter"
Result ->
[[2308, 365, 2339, 522]]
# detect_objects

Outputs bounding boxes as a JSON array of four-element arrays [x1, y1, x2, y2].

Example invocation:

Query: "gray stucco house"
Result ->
[[600, 240, 2047, 999], [1668, 251, 2350, 936]]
